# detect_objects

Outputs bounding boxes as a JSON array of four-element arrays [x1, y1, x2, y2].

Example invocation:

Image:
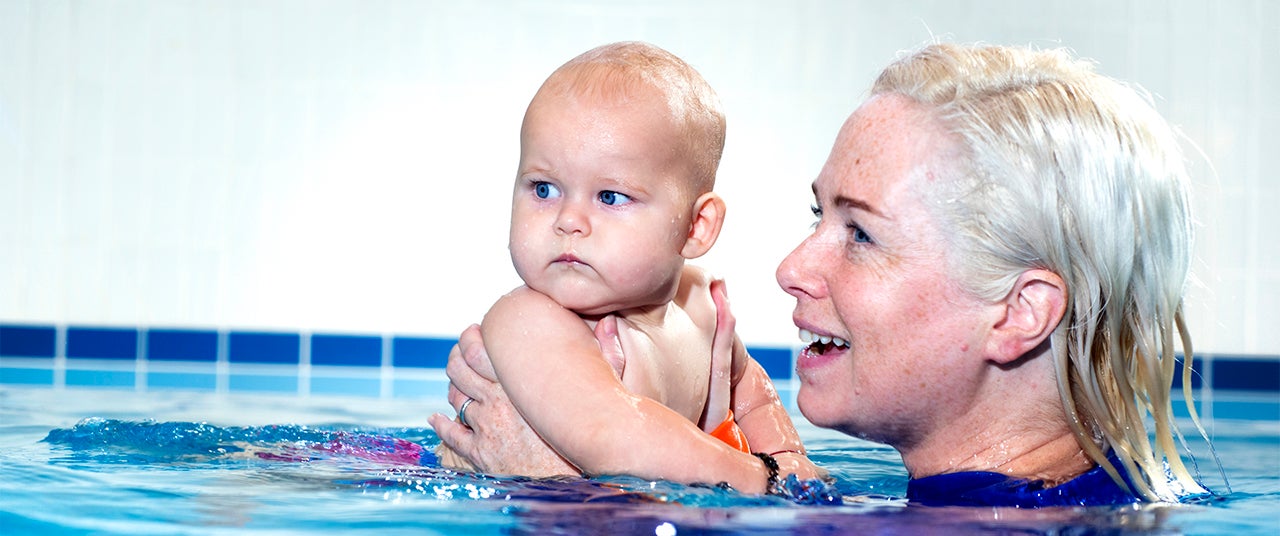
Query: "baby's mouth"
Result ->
[[798, 328, 850, 355], [554, 254, 586, 265]]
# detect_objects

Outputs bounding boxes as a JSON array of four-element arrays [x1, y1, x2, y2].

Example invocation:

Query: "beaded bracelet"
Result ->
[[752, 451, 781, 495]]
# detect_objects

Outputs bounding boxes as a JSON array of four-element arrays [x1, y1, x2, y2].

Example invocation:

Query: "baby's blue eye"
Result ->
[[534, 182, 561, 199], [599, 190, 632, 206]]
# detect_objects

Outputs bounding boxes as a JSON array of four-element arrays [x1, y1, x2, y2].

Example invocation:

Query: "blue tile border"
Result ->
[[0, 325, 56, 358], [312, 334, 382, 367], [0, 366, 54, 385], [229, 332, 300, 364], [752, 347, 792, 379], [66, 327, 138, 360], [1213, 358, 1280, 392], [1, 322, 1278, 397], [392, 336, 451, 368], [148, 329, 218, 362], [66, 368, 135, 388]]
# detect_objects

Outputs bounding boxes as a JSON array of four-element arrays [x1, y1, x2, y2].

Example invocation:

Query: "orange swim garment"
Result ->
[[709, 411, 750, 453]]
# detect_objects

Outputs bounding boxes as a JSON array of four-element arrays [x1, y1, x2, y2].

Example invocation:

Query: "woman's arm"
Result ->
[[429, 323, 575, 476]]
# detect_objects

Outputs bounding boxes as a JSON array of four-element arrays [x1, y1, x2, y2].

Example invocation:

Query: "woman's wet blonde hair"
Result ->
[[872, 43, 1209, 501]]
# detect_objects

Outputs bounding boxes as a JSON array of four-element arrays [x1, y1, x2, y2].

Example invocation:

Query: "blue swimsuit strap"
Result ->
[[905, 453, 1143, 508]]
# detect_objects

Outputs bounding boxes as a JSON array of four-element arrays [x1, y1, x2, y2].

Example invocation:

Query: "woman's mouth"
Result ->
[[798, 328, 849, 356]]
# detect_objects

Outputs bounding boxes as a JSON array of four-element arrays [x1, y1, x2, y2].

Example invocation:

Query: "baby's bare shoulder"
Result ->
[[485, 286, 575, 329], [674, 265, 717, 326]]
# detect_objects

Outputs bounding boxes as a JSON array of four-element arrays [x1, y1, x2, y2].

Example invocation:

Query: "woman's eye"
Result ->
[[848, 223, 873, 244], [533, 182, 561, 199], [599, 190, 632, 206], [809, 204, 822, 229]]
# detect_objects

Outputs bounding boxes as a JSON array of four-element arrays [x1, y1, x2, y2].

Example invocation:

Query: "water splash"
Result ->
[[43, 417, 435, 466]]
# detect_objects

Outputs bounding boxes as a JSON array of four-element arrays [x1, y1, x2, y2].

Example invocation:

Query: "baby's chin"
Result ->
[[563, 299, 624, 318], [554, 293, 646, 320], [527, 284, 616, 316], [527, 277, 671, 318]]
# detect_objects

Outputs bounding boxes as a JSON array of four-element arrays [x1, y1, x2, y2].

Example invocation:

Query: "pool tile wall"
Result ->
[[2, 322, 1277, 419], [0, 323, 802, 401]]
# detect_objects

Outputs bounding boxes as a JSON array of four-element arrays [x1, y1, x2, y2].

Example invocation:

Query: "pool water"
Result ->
[[2, 387, 1277, 535]]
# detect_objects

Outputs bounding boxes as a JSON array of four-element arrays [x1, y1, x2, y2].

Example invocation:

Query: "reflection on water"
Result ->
[[2, 387, 1276, 535]]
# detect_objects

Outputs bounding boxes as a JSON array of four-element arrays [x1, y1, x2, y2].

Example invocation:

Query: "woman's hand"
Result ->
[[427, 324, 578, 477]]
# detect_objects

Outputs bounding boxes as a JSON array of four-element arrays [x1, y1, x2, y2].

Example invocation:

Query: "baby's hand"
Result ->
[[594, 315, 626, 379]]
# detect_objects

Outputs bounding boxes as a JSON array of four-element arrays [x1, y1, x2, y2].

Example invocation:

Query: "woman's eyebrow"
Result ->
[[811, 182, 885, 218], [834, 194, 885, 218]]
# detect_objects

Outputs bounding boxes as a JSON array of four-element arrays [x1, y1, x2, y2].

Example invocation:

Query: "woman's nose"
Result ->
[[776, 234, 825, 299]]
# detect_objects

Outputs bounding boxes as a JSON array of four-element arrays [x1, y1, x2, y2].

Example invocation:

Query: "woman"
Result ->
[[434, 42, 1212, 506]]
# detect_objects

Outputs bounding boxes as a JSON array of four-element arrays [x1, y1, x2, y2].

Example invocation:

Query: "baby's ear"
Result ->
[[983, 269, 1067, 364], [680, 192, 726, 259]]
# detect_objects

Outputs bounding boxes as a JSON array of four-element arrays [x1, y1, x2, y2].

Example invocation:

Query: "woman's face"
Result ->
[[776, 94, 996, 448]]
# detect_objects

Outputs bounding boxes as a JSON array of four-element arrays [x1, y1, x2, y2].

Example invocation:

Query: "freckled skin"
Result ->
[[777, 94, 1090, 484], [776, 94, 995, 453]]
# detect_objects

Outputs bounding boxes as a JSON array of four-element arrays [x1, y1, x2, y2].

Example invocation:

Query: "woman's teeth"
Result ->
[[798, 328, 848, 349]]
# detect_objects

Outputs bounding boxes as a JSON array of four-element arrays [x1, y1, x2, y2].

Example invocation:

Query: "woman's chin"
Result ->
[[795, 381, 839, 428]]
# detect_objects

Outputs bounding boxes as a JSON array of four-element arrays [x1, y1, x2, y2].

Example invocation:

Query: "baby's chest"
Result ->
[[616, 322, 714, 414]]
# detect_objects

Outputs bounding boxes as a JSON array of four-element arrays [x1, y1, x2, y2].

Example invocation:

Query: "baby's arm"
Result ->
[[482, 286, 770, 487], [711, 281, 827, 481]]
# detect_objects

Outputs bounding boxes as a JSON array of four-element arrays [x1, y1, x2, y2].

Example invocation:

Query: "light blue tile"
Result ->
[[229, 374, 297, 393], [0, 367, 54, 385], [66, 369, 135, 388], [148, 372, 217, 391], [311, 376, 380, 397], [392, 378, 448, 399]]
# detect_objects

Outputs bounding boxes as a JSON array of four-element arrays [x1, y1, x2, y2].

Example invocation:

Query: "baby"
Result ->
[[432, 42, 814, 488]]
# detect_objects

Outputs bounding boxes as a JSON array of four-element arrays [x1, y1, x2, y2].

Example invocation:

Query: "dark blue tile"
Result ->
[[750, 346, 793, 380], [67, 327, 138, 360], [1212, 357, 1280, 392], [392, 336, 453, 368], [228, 332, 300, 364], [147, 329, 218, 362], [0, 325, 57, 358], [311, 334, 382, 367]]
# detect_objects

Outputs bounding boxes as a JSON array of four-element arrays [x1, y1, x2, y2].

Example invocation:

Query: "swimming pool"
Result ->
[[2, 386, 1276, 535]]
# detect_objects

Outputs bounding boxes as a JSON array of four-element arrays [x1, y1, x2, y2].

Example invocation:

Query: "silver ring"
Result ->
[[457, 397, 475, 428]]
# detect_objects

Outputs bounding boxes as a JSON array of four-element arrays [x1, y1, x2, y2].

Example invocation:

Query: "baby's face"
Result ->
[[509, 88, 700, 316]]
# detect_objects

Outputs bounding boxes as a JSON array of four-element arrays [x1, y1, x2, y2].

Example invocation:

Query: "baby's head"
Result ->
[[509, 42, 727, 316], [532, 41, 725, 194]]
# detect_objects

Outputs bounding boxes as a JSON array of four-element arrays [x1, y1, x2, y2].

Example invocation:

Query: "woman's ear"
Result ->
[[680, 192, 726, 259], [985, 269, 1067, 364]]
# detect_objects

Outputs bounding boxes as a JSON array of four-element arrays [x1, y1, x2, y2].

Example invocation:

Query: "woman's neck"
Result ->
[[900, 402, 1096, 486]]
